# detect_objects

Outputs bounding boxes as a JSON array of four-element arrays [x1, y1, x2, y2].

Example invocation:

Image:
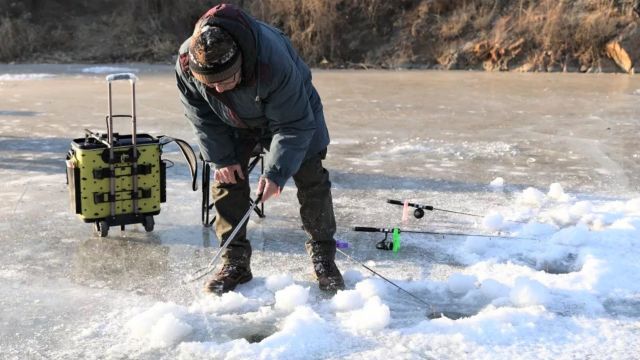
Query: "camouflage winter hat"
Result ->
[[189, 25, 242, 84]]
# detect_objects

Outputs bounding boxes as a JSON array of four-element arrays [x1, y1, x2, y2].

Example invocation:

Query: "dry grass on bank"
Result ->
[[0, 0, 638, 72]]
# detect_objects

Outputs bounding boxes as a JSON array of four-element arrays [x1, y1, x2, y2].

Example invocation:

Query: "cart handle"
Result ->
[[105, 73, 138, 83]]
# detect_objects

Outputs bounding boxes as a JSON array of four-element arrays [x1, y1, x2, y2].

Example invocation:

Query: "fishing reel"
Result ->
[[376, 233, 395, 251], [354, 227, 401, 252], [387, 199, 433, 219]]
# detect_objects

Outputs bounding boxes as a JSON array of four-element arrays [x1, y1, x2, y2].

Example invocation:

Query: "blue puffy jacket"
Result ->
[[175, 4, 330, 188]]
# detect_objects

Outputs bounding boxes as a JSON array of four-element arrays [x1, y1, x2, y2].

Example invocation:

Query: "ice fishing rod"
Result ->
[[183, 193, 263, 284], [387, 199, 527, 224], [335, 247, 441, 318], [353, 226, 537, 252]]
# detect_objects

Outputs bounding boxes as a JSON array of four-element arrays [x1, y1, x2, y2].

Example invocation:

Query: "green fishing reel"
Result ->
[[350, 227, 402, 253], [353, 227, 402, 252]]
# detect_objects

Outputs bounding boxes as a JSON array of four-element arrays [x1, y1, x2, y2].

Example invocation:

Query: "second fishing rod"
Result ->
[[387, 199, 528, 224]]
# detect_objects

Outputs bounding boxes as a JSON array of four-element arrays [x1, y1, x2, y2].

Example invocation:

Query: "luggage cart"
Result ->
[[66, 73, 188, 237]]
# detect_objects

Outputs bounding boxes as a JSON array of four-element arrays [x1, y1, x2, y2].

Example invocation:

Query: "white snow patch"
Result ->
[[342, 268, 365, 284], [482, 211, 505, 231], [178, 306, 336, 359], [489, 177, 504, 187], [549, 224, 591, 246], [447, 273, 478, 295], [265, 274, 294, 292], [510, 277, 551, 307], [338, 296, 391, 331], [480, 279, 510, 300], [625, 197, 640, 213], [332, 289, 366, 311], [0, 73, 55, 81], [517, 187, 546, 207], [462, 236, 492, 255], [126, 302, 192, 348], [274, 284, 309, 311], [189, 291, 253, 314], [547, 183, 570, 202], [355, 278, 388, 299]]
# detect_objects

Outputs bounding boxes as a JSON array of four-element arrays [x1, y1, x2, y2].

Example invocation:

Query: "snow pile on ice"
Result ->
[[178, 306, 339, 359], [104, 182, 640, 358], [479, 279, 510, 299], [338, 296, 390, 331], [265, 273, 294, 292], [342, 268, 365, 284], [126, 302, 192, 348], [547, 183, 570, 202], [447, 273, 478, 295], [332, 289, 366, 311], [482, 211, 504, 231], [354, 278, 388, 299], [516, 187, 546, 207], [489, 177, 504, 188], [509, 277, 551, 306], [189, 291, 256, 314], [274, 284, 309, 311]]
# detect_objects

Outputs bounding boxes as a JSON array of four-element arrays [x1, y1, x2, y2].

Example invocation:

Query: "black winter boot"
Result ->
[[312, 259, 345, 292], [204, 263, 253, 295]]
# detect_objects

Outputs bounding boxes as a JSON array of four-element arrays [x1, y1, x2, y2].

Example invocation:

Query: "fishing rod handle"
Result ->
[[353, 226, 392, 233], [386, 199, 433, 211]]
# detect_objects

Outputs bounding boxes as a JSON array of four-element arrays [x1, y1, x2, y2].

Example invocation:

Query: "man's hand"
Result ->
[[256, 176, 281, 203], [214, 164, 244, 184]]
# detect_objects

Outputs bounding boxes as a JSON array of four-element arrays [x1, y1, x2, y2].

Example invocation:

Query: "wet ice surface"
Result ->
[[1, 65, 640, 359]]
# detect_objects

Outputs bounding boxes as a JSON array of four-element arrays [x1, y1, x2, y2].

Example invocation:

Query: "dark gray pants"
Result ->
[[211, 140, 336, 267]]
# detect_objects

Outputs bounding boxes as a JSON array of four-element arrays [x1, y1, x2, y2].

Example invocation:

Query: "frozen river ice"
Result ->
[[1, 64, 639, 359]]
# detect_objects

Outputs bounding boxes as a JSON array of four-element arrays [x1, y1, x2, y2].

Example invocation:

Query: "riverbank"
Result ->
[[1, 0, 639, 73]]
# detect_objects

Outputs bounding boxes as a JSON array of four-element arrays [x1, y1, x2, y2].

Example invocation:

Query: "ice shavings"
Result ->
[[126, 302, 192, 348], [489, 176, 504, 188], [510, 277, 551, 307], [178, 306, 342, 360], [332, 289, 366, 312], [337, 296, 391, 331], [189, 291, 257, 315], [479, 279, 510, 300], [265, 274, 294, 292], [342, 268, 365, 284], [355, 278, 388, 299], [447, 273, 478, 295], [482, 211, 505, 231], [547, 183, 570, 202], [274, 284, 309, 311], [624, 197, 640, 213], [516, 187, 546, 207], [105, 182, 640, 358]]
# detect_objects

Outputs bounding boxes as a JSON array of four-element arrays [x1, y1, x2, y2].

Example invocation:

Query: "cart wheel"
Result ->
[[95, 221, 109, 237], [143, 216, 154, 232]]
